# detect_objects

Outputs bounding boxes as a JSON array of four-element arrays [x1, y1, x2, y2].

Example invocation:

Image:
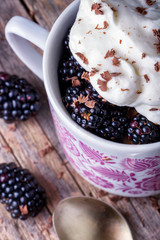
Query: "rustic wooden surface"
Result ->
[[0, 0, 160, 239]]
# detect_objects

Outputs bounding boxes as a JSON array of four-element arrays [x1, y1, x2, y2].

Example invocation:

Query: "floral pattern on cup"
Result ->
[[51, 108, 160, 196]]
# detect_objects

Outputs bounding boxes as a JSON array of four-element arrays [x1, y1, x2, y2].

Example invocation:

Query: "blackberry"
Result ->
[[0, 72, 41, 123], [63, 84, 129, 142], [58, 54, 85, 86], [128, 114, 160, 144], [0, 162, 46, 220], [95, 107, 129, 142], [84, 83, 106, 103]]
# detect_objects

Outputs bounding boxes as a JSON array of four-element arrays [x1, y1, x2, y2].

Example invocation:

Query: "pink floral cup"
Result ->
[[5, 0, 160, 197]]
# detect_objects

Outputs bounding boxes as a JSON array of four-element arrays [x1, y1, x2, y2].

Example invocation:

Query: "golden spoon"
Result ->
[[53, 196, 133, 240]]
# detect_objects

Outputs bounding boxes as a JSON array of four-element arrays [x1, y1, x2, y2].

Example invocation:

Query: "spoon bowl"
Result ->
[[53, 196, 133, 240]]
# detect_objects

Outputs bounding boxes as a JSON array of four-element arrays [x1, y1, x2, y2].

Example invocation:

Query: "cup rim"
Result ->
[[43, 0, 160, 152]]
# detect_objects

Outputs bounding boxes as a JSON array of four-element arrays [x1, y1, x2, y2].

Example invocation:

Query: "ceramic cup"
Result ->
[[5, 0, 160, 197]]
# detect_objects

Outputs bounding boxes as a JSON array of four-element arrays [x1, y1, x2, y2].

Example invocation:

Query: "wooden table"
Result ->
[[0, 1, 160, 239]]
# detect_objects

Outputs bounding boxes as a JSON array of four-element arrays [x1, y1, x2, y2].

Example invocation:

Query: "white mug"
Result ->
[[5, 0, 160, 197]]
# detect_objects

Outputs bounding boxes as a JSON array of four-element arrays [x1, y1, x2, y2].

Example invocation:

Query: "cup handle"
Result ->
[[5, 16, 49, 81]]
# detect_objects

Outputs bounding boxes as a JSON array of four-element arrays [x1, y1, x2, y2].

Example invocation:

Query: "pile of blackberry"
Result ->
[[58, 30, 160, 144], [128, 114, 160, 144], [0, 72, 41, 123], [0, 162, 46, 220], [62, 83, 129, 142]]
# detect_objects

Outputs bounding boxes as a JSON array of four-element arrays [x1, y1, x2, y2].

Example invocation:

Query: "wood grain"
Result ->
[[0, 0, 160, 240]]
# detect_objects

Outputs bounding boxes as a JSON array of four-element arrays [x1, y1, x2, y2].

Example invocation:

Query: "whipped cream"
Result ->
[[69, 0, 160, 124]]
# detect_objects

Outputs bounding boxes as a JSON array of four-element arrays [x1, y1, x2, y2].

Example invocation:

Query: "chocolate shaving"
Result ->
[[150, 197, 160, 210], [39, 145, 53, 157], [72, 99, 78, 108], [121, 88, 129, 91], [153, 29, 160, 41], [72, 78, 81, 87], [76, 52, 89, 65], [142, 53, 146, 59], [90, 68, 99, 76], [153, 29, 160, 53], [91, 3, 104, 15], [95, 22, 108, 30], [95, 24, 102, 30], [66, 76, 79, 81], [98, 190, 108, 197], [149, 108, 159, 111], [120, 39, 122, 44], [154, 43, 160, 53], [112, 56, 121, 66], [78, 19, 82, 25], [132, 61, 136, 64], [109, 195, 123, 203], [81, 72, 90, 81], [97, 79, 108, 91], [3, 145, 11, 153], [41, 216, 52, 233], [57, 171, 64, 179], [136, 91, 142, 94], [101, 71, 112, 81], [98, 71, 112, 91], [154, 62, 160, 72], [85, 100, 96, 108], [19, 205, 28, 215], [103, 21, 109, 29], [144, 74, 150, 83], [8, 123, 16, 131], [136, 7, 147, 15], [78, 94, 89, 103], [146, 0, 156, 6], [104, 49, 115, 58], [111, 72, 121, 77], [111, 7, 117, 13]]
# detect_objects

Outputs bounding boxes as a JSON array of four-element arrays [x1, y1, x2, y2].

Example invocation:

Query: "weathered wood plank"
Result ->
[[0, 118, 83, 211], [0, 133, 58, 240], [19, 1, 160, 240]]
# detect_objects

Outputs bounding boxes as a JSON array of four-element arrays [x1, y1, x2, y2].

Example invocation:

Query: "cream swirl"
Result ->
[[69, 0, 160, 124]]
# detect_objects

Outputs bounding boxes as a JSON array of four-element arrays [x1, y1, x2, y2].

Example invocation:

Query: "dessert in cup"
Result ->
[[5, 0, 160, 196]]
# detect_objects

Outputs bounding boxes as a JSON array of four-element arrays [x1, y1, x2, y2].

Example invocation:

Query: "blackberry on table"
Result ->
[[128, 114, 160, 144], [0, 162, 46, 220], [0, 72, 41, 123]]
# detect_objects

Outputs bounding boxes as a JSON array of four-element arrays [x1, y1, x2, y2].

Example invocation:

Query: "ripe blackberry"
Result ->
[[128, 114, 160, 144], [58, 54, 85, 83], [84, 83, 106, 103], [63, 85, 85, 111], [0, 72, 41, 123], [95, 107, 129, 142], [0, 162, 46, 220]]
